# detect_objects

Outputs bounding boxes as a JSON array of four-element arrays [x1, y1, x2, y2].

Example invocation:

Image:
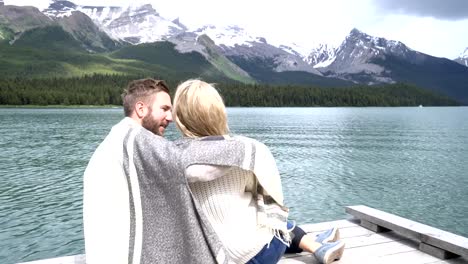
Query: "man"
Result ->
[[83, 78, 228, 264], [121, 78, 173, 136]]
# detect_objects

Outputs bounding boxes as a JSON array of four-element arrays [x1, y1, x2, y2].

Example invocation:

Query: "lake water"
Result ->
[[1, 107, 468, 263]]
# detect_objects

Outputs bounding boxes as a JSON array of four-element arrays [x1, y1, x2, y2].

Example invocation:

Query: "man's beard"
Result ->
[[142, 108, 164, 136]]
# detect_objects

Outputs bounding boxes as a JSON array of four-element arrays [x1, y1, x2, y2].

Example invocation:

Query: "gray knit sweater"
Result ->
[[121, 127, 229, 264]]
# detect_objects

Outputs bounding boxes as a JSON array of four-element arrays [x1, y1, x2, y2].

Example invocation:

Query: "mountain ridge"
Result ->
[[1, 1, 467, 104]]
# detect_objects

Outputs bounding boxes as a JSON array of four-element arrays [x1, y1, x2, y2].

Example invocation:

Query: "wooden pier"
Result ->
[[20, 205, 468, 264]]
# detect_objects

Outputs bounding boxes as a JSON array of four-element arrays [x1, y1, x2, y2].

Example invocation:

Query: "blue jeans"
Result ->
[[246, 221, 296, 264], [245, 236, 287, 264]]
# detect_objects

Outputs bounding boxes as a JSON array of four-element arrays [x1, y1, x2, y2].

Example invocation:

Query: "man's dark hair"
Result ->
[[122, 78, 170, 117]]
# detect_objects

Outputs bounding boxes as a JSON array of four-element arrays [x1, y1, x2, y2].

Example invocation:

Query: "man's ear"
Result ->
[[134, 101, 147, 118]]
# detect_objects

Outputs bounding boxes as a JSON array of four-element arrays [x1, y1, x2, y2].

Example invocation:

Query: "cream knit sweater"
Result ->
[[188, 166, 274, 264]]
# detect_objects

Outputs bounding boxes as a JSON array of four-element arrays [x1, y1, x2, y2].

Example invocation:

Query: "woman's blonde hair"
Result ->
[[173, 79, 229, 137]]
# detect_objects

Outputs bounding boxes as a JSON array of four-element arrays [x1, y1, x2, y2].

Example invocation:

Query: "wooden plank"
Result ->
[[365, 250, 457, 264], [281, 241, 467, 264], [422, 232, 468, 260], [346, 205, 468, 259], [306, 224, 374, 239], [282, 240, 416, 260], [335, 246, 430, 264], [340, 229, 411, 249], [282, 243, 420, 264], [343, 231, 399, 248], [361, 219, 391, 233], [336, 225, 375, 238], [281, 228, 420, 263], [420, 243, 459, 260], [345, 205, 421, 240], [18, 215, 468, 264], [299, 219, 359, 233], [425, 256, 468, 264], [18, 254, 85, 264]]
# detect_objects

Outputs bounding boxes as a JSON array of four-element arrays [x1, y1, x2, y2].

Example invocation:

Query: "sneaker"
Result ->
[[314, 241, 345, 264], [315, 227, 340, 243]]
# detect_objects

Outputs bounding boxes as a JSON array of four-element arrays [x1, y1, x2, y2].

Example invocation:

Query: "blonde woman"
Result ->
[[173, 79, 345, 264]]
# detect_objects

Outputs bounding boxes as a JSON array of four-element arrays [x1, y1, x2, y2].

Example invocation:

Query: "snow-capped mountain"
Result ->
[[193, 25, 262, 48], [278, 43, 312, 58], [44, 0, 185, 44], [311, 28, 468, 105], [317, 28, 428, 84], [44, 1, 321, 75], [192, 25, 322, 75], [454, 47, 468, 67], [166, 31, 254, 82], [192, 25, 314, 58], [42, 1, 323, 74], [42, 0, 78, 17], [3, 0, 468, 103], [306, 44, 337, 68], [327, 28, 419, 73], [56, 10, 119, 52]]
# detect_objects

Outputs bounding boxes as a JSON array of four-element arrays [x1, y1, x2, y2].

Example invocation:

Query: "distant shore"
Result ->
[[2, 104, 467, 109], [0, 105, 121, 109]]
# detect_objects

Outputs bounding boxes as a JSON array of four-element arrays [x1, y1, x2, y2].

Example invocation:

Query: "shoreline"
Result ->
[[1, 105, 466, 109], [0, 105, 121, 109]]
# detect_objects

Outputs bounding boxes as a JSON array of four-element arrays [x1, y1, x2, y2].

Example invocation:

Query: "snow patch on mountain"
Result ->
[[306, 43, 337, 68], [314, 57, 336, 68], [80, 4, 185, 44], [43, 1, 185, 44], [42, 0, 76, 17], [455, 47, 468, 67], [193, 25, 316, 60], [193, 25, 261, 48], [277, 43, 312, 58], [460, 47, 468, 58]]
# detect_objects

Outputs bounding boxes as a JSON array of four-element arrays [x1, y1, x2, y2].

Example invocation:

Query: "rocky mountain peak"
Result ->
[[50, 0, 76, 9], [67, 2, 184, 44], [0, 4, 53, 34], [317, 28, 433, 86], [226, 25, 243, 33], [57, 10, 119, 52], [171, 18, 187, 31], [460, 47, 468, 58], [193, 24, 260, 48], [338, 28, 413, 61], [256, 37, 267, 44], [454, 47, 468, 67], [346, 28, 403, 50], [348, 28, 366, 38], [307, 43, 337, 68], [194, 24, 216, 33], [125, 3, 159, 17], [43, 0, 77, 18]]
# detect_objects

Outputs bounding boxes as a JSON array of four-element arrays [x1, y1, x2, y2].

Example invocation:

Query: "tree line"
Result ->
[[0, 74, 459, 107]]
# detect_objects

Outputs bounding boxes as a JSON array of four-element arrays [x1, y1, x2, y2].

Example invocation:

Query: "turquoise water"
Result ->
[[1, 107, 468, 263]]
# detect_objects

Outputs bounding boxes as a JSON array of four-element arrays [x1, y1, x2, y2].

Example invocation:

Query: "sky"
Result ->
[[5, 0, 468, 59]]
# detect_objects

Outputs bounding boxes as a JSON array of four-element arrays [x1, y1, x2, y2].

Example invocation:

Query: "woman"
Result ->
[[173, 79, 345, 264]]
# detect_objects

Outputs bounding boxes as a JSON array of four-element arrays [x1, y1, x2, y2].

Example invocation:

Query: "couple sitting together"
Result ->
[[83, 78, 345, 264]]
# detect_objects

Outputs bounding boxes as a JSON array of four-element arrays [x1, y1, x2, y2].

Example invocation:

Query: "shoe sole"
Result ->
[[322, 227, 340, 243], [323, 241, 345, 264]]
